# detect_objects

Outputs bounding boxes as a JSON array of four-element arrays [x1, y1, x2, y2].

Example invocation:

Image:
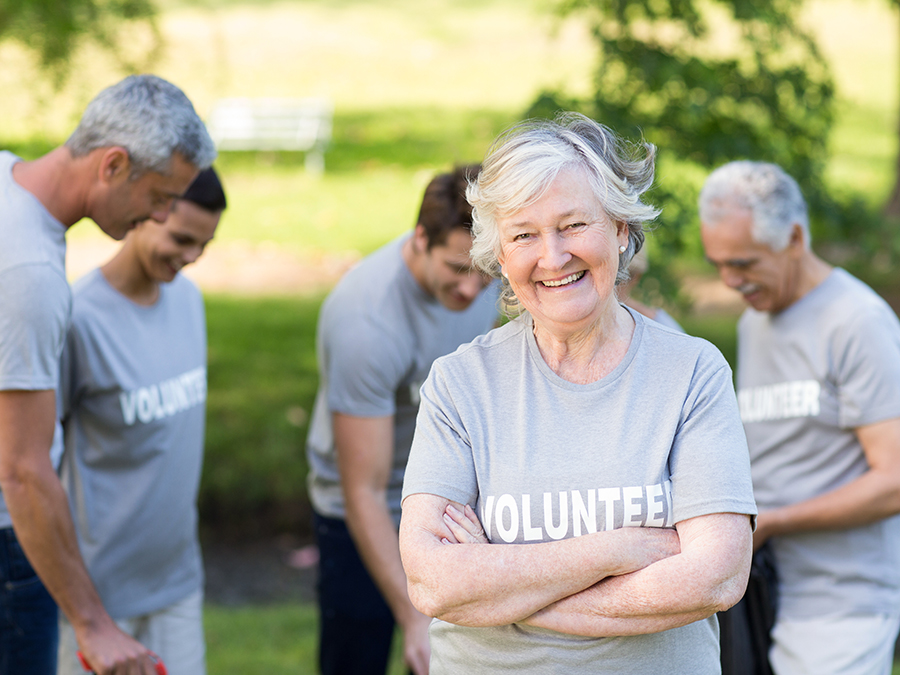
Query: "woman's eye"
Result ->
[[514, 233, 531, 241]]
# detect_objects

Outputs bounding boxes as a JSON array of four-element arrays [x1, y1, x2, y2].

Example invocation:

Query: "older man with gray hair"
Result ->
[[699, 160, 900, 675], [0, 74, 215, 675]]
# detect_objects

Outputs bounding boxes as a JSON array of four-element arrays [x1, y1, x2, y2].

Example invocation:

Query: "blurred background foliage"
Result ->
[[0, 0, 161, 84]]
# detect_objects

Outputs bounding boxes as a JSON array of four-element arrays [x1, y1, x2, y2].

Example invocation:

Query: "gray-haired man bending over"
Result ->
[[0, 75, 215, 675], [699, 161, 900, 675]]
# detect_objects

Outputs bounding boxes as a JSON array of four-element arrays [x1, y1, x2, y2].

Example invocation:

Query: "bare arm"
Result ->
[[0, 390, 158, 675], [754, 417, 900, 549], [399, 493, 680, 627], [525, 512, 752, 636], [334, 413, 431, 675]]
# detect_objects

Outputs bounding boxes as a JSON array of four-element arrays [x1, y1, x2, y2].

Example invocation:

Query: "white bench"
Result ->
[[205, 97, 334, 174]]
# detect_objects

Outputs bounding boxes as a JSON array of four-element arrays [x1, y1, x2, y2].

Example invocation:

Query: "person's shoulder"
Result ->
[[804, 269, 896, 332], [0, 151, 20, 173], [637, 311, 730, 372], [433, 318, 525, 370], [322, 237, 416, 328], [168, 272, 204, 304], [69, 269, 120, 328], [830, 269, 891, 309]]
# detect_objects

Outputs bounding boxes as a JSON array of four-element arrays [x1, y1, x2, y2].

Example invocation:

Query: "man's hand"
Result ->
[[402, 610, 432, 675], [78, 639, 164, 675]]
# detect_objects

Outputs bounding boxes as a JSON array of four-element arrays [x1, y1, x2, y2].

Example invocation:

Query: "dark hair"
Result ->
[[181, 167, 227, 212], [417, 164, 481, 249]]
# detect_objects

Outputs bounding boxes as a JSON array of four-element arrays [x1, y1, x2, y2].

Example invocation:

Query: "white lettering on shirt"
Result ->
[[119, 366, 207, 426], [738, 380, 820, 423], [480, 480, 674, 543]]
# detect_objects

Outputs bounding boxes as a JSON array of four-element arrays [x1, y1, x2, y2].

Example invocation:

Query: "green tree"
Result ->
[[528, 0, 863, 299], [0, 0, 160, 85], [883, 0, 900, 220]]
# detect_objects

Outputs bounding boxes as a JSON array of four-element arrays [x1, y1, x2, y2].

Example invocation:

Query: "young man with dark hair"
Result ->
[[306, 165, 498, 675]]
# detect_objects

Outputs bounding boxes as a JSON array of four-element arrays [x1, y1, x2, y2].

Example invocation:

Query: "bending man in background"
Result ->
[[306, 165, 498, 675]]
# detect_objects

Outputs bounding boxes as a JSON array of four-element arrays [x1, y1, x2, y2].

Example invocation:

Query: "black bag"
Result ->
[[718, 543, 779, 675]]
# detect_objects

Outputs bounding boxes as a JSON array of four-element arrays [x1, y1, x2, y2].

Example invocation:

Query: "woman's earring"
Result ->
[[619, 245, 627, 254]]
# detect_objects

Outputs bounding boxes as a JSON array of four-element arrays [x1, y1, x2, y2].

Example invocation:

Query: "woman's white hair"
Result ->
[[467, 112, 660, 310], [66, 74, 217, 177], [698, 161, 809, 251]]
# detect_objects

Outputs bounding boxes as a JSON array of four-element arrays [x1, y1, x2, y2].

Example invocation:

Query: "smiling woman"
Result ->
[[398, 113, 758, 674]]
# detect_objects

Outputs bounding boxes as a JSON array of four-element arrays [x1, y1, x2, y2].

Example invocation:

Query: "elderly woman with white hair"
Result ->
[[398, 113, 757, 673]]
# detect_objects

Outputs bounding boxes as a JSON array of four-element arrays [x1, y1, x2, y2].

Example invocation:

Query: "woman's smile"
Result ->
[[540, 271, 586, 288]]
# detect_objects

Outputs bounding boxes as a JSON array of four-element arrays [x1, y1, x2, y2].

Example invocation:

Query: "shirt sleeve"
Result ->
[[669, 348, 758, 524], [402, 361, 478, 506], [0, 263, 70, 391], [324, 314, 412, 418], [832, 304, 900, 429]]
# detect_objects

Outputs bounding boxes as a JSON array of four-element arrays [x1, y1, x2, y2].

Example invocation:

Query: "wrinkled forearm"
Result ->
[[524, 513, 752, 637], [405, 533, 622, 626], [401, 495, 680, 628]]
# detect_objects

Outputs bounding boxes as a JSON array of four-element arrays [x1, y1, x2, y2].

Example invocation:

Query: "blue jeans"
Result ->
[[314, 512, 396, 675], [0, 527, 58, 675]]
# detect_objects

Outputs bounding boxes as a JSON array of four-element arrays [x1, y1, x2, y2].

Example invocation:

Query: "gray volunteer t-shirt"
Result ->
[[59, 269, 207, 618], [306, 234, 498, 525], [737, 268, 900, 619], [0, 151, 71, 529], [403, 309, 756, 674]]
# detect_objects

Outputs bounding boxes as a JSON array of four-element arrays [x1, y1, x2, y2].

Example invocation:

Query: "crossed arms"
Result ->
[[399, 493, 752, 638]]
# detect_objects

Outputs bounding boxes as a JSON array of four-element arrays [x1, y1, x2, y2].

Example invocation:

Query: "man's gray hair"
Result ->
[[698, 160, 810, 251], [467, 112, 660, 309], [66, 74, 217, 176]]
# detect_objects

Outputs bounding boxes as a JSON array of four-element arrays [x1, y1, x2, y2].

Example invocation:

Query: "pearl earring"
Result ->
[[619, 245, 627, 253]]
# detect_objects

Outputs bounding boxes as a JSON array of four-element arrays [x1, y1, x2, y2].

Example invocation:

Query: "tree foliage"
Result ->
[[0, 0, 160, 85], [528, 0, 864, 299]]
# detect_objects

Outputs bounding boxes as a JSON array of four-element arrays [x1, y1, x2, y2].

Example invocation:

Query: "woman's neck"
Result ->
[[532, 303, 635, 384]]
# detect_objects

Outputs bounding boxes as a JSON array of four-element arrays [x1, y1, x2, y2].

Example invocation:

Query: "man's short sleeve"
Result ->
[[833, 304, 900, 429], [0, 264, 71, 391], [323, 315, 411, 418]]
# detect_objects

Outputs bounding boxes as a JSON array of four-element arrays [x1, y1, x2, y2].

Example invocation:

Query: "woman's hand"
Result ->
[[440, 504, 489, 545]]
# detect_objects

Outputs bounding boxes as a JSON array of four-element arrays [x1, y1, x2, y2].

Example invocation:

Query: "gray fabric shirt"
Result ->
[[738, 268, 900, 619], [403, 309, 757, 673], [306, 234, 498, 525], [0, 151, 71, 529], [59, 269, 207, 618]]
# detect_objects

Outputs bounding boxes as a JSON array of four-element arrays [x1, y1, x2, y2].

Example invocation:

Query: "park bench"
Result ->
[[205, 97, 333, 174]]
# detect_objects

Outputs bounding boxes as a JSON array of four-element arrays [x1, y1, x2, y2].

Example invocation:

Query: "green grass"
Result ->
[[204, 603, 407, 675], [203, 602, 900, 674], [205, 604, 317, 674], [202, 294, 322, 532]]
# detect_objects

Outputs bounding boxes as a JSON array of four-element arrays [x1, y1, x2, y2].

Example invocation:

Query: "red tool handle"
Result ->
[[77, 651, 167, 675]]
